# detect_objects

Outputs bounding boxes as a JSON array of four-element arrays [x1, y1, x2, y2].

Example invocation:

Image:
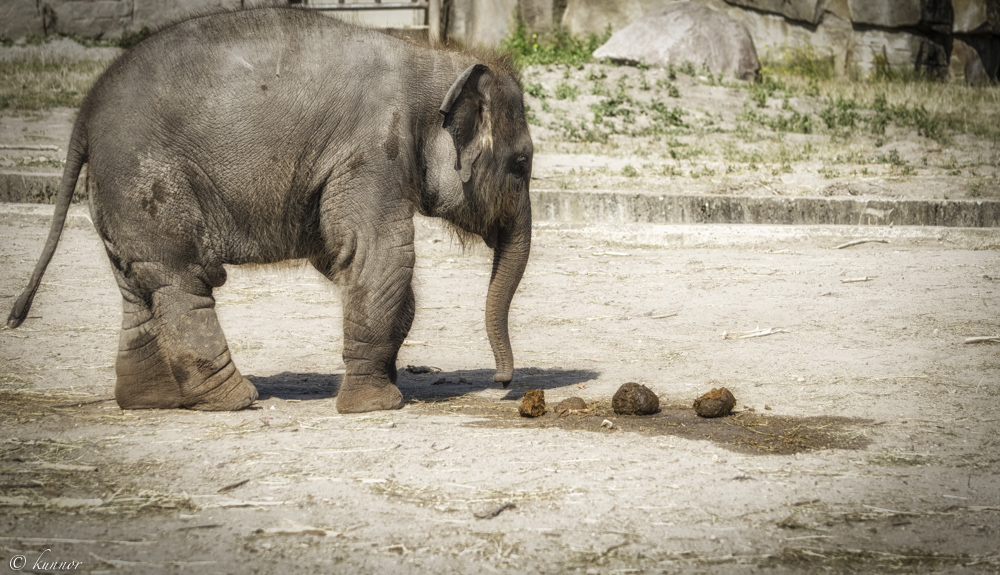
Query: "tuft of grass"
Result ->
[[116, 24, 153, 50], [524, 81, 545, 99], [0, 58, 108, 110], [762, 45, 836, 81], [500, 14, 610, 69], [554, 81, 579, 101]]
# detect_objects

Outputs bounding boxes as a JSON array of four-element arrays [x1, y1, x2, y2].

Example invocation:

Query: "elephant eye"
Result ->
[[512, 155, 530, 179]]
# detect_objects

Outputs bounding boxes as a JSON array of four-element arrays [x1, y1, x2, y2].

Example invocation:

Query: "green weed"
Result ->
[[524, 82, 546, 99], [762, 45, 836, 81], [501, 15, 611, 68], [554, 81, 579, 101], [586, 67, 607, 81], [819, 95, 860, 130], [648, 100, 685, 127], [656, 78, 680, 98]]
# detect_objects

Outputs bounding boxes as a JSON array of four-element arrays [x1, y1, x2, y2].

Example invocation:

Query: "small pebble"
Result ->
[[380, 422, 395, 429], [601, 419, 614, 429]]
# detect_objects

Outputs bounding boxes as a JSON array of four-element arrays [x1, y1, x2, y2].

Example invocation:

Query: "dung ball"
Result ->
[[612, 382, 659, 415], [693, 387, 736, 418], [554, 397, 587, 412], [519, 389, 546, 417]]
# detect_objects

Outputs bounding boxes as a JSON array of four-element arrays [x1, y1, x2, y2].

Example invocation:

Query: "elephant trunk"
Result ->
[[485, 194, 532, 387]]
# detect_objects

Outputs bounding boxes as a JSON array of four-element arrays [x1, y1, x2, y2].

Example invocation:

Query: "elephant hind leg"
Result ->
[[113, 262, 257, 411]]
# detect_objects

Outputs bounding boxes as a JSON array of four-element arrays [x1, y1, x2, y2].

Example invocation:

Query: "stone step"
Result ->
[[4, 171, 998, 228]]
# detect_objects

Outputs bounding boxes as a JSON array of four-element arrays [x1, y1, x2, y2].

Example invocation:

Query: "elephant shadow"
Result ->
[[246, 372, 342, 402], [246, 367, 600, 403], [398, 367, 601, 403]]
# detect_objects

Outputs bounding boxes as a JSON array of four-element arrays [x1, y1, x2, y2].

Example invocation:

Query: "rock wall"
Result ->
[[559, 0, 999, 82], [2, 0, 997, 83], [444, 0, 518, 46], [1, 0, 244, 40]]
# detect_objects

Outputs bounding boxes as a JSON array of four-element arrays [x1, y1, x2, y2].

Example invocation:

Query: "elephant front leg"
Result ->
[[335, 247, 416, 414], [113, 264, 258, 411]]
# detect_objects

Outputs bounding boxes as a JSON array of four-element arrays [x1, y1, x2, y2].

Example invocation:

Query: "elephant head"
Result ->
[[423, 61, 533, 387]]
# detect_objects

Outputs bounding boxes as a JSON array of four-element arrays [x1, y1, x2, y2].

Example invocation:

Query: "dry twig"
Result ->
[[474, 502, 515, 519], [964, 336, 1000, 344], [723, 328, 788, 340], [834, 239, 889, 249], [217, 479, 250, 493]]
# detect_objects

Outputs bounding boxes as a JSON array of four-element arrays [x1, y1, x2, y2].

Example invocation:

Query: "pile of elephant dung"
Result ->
[[553, 397, 587, 412], [694, 387, 737, 418], [519, 389, 546, 417], [612, 382, 660, 415]]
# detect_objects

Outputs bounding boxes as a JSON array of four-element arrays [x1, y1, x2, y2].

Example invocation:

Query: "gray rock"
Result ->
[[0, 0, 44, 39], [851, 27, 950, 80], [952, 0, 1000, 34], [952, 35, 1000, 84], [723, 0, 825, 25], [48, 0, 133, 39], [847, 0, 952, 32], [593, 2, 760, 80], [562, 0, 647, 36]]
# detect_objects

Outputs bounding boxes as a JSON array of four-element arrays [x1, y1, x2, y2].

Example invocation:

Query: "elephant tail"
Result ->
[[5, 123, 88, 329]]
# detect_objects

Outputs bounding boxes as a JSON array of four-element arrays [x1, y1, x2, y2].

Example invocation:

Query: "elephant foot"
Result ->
[[184, 372, 258, 411], [116, 368, 258, 411], [115, 343, 258, 411], [336, 379, 404, 413]]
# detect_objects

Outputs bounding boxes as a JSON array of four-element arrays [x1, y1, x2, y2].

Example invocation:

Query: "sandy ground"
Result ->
[[1, 204, 999, 574]]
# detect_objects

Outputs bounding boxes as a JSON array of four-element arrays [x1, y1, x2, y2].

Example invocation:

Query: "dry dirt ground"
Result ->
[[1, 204, 999, 574]]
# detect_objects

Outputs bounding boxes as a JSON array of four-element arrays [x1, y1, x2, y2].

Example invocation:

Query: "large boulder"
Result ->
[[0, 0, 45, 39], [593, 2, 760, 80], [851, 26, 950, 79], [563, 0, 651, 35], [0, 0, 244, 40], [44, 0, 133, 38], [847, 0, 953, 33], [951, 35, 1000, 84], [952, 0, 1000, 34], [723, 0, 825, 25]]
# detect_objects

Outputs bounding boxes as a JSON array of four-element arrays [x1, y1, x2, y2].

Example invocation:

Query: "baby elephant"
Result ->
[[6, 7, 533, 413]]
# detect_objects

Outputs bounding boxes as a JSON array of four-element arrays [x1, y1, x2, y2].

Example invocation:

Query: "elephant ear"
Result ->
[[440, 63, 492, 183]]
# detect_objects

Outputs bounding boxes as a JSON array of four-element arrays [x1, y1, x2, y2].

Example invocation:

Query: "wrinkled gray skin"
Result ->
[[5, 7, 533, 414]]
